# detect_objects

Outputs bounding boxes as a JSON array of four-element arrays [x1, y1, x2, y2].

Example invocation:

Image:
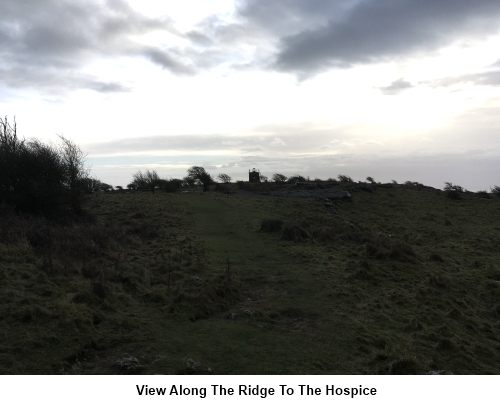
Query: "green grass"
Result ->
[[1, 184, 500, 374]]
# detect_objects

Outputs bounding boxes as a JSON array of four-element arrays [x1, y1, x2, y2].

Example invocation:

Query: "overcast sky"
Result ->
[[1, 0, 500, 190]]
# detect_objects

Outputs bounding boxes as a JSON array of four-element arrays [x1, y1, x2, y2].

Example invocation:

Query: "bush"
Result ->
[[338, 174, 353, 183], [444, 182, 465, 200], [131, 170, 160, 192], [0, 117, 89, 217], [491, 185, 500, 197], [444, 182, 463, 193], [287, 174, 306, 183], [272, 173, 287, 183]]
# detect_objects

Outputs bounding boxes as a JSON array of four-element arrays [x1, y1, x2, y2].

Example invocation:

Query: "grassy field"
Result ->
[[1, 183, 500, 374]]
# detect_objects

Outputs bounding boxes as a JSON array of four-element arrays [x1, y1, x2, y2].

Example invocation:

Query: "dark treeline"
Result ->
[[128, 166, 215, 193], [0, 116, 92, 218]]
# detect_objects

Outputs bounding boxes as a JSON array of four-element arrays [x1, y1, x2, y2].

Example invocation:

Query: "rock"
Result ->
[[190, 276, 203, 285], [112, 356, 143, 371], [186, 358, 200, 372]]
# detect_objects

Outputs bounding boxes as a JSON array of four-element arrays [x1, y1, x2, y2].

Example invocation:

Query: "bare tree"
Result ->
[[58, 135, 89, 211], [132, 170, 160, 193], [217, 173, 232, 183], [287, 174, 306, 183]]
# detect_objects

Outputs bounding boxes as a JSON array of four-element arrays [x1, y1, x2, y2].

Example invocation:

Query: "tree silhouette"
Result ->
[[338, 174, 353, 183], [272, 173, 287, 183], [187, 166, 214, 192], [287, 174, 306, 183], [131, 170, 160, 193], [217, 173, 232, 183]]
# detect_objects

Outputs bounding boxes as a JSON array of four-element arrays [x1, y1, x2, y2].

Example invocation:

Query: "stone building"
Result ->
[[249, 168, 260, 182]]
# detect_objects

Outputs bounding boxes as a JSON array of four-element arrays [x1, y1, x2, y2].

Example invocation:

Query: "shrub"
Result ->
[[491, 185, 500, 197], [158, 179, 180, 193], [444, 182, 464, 193], [272, 173, 287, 183], [0, 117, 89, 217], [338, 174, 353, 183], [130, 170, 160, 192], [444, 183, 465, 200], [287, 174, 306, 183]]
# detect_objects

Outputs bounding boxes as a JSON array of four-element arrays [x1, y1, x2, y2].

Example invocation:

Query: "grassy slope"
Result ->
[[1, 185, 500, 374]]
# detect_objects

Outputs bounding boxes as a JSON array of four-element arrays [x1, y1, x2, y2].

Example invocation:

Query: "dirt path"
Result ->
[[174, 193, 353, 374]]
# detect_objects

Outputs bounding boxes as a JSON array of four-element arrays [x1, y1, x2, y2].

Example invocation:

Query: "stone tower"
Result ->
[[249, 168, 260, 183]]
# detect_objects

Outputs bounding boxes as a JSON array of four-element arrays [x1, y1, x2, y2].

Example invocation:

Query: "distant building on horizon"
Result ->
[[249, 168, 260, 183]]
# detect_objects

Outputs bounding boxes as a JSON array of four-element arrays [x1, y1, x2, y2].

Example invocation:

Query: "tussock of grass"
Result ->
[[260, 218, 284, 232], [280, 221, 310, 241], [365, 236, 417, 261]]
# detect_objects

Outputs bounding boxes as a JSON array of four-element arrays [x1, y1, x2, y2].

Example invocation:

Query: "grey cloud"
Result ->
[[429, 69, 500, 88], [237, 0, 352, 37], [84, 126, 345, 156], [141, 47, 195, 75], [185, 30, 214, 46], [378, 78, 413, 95], [87, 81, 131, 93], [0, 64, 131, 94], [0, 0, 193, 93], [235, 0, 500, 77]]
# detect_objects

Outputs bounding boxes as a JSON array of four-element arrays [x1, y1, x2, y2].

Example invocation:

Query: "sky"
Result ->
[[1, 0, 500, 190]]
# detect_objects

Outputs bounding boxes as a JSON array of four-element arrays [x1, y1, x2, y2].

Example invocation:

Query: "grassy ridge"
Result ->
[[1, 184, 500, 374]]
